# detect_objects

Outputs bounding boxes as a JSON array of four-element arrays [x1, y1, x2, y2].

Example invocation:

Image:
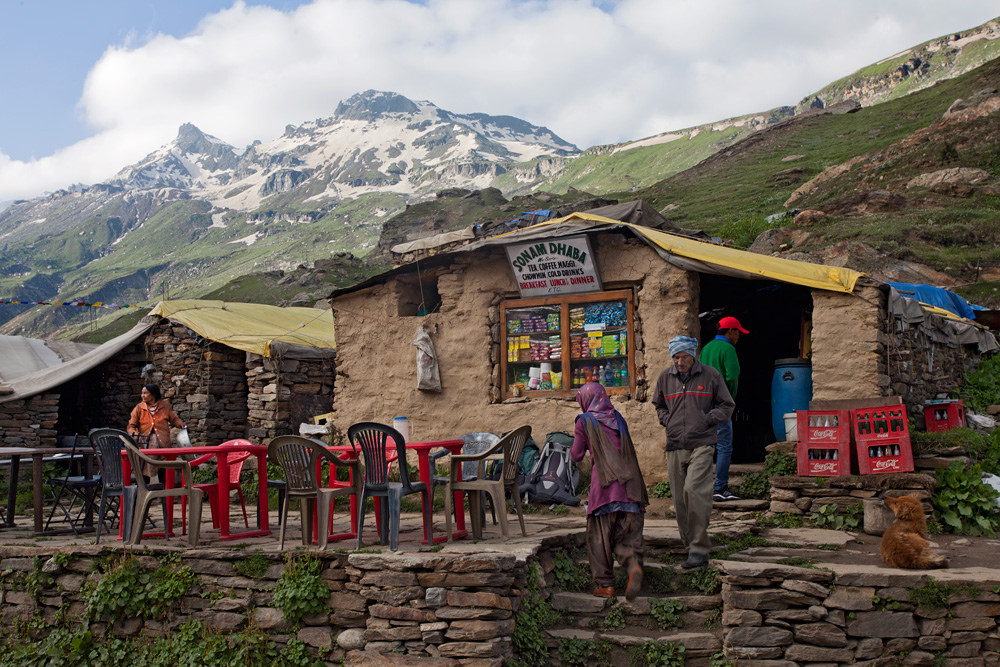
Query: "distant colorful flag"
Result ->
[[0, 299, 139, 310]]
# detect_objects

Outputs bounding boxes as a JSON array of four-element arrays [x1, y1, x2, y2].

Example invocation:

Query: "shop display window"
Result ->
[[500, 289, 634, 399]]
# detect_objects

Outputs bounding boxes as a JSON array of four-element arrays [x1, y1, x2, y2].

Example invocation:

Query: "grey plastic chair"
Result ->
[[445, 425, 531, 540], [348, 421, 432, 551], [88, 428, 134, 544], [120, 436, 204, 547], [430, 432, 500, 525], [267, 435, 361, 550]]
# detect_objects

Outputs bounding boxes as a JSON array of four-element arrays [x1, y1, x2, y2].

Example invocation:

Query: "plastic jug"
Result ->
[[392, 417, 411, 443]]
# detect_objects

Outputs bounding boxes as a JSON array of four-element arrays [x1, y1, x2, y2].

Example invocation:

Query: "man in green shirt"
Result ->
[[699, 316, 748, 501]]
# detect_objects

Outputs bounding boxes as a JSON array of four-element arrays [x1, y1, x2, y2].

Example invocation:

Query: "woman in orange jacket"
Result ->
[[127, 383, 186, 478]]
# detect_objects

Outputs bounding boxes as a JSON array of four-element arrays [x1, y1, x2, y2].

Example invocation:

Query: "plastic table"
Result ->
[[120, 442, 270, 541]]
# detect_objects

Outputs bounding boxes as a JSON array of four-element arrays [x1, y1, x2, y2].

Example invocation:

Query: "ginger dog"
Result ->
[[880, 495, 947, 569]]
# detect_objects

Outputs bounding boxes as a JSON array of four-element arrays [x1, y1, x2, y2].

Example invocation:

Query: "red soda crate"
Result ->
[[924, 400, 966, 432], [857, 439, 914, 474], [852, 405, 909, 444], [796, 441, 855, 476], [797, 410, 852, 445]]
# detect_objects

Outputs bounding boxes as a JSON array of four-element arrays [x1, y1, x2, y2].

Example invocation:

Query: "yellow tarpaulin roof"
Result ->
[[501, 213, 865, 294], [150, 300, 336, 357]]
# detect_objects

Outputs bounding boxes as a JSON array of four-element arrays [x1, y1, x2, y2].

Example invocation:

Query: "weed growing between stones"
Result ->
[[649, 598, 687, 630], [933, 460, 1000, 535], [712, 533, 769, 558], [872, 594, 902, 611], [764, 451, 796, 477], [510, 563, 561, 667], [703, 606, 722, 630], [233, 553, 272, 579], [752, 511, 802, 529], [649, 481, 671, 498], [906, 577, 978, 616], [1, 555, 52, 600], [628, 639, 685, 666], [84, 552, 199, 622], [557, 636, 611, 666], [777, 557, 817, 569], [736, 471, 770, 499], [595, 601, 626, 631], [552, 548, 592, 592], [681, 567, 721, 596], [809, 502, 862, 531], [709, 651, 735, 666], [0, 617, 322, 667], [271, 553, 329, 626]]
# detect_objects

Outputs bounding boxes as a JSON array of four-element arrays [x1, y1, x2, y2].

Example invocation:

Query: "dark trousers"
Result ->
[[586, 510, 645, 586]]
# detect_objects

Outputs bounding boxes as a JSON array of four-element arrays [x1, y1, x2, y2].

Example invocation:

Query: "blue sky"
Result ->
[[0, 0, 997, 203]]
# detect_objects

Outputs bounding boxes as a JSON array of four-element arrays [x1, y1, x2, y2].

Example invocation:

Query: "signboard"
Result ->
[[505, 235, 602, 298]]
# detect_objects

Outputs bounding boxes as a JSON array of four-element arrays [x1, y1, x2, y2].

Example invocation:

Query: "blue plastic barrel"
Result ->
[[771, 358, 812, 441]]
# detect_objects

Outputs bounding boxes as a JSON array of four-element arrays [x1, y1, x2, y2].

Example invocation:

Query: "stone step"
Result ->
[[550, 590, 722, 614], [546, 626, 722, 657]]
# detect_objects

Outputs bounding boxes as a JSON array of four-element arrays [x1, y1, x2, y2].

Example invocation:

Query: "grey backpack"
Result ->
[[518, 431, 580, 506]]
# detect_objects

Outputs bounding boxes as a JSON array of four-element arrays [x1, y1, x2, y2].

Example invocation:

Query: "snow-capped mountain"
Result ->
[[106, 90, 578, 214]]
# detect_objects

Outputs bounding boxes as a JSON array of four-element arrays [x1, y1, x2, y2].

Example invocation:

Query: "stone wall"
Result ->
[[886, 311, 986, 426], [141, 320, 249, 446], [0, 393, 59, 447], [719, 560, 1000, 664], [245, 353, 336, 441], [0, 546, 523, 664], [769, 473, 936, 516]]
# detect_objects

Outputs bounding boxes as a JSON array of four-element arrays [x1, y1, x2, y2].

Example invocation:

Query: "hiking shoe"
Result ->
[[714, 488, 740, 501], [625, 566, 643, 601], [681, 553, 709, 569], [592, 586, 615, 598]]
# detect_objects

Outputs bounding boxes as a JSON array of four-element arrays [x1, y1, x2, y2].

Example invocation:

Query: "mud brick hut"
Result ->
[[0, 300, 336, 448], [327, 204, 997, 479]]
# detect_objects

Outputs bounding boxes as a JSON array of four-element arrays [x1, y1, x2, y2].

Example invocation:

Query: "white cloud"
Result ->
[[1, 0, 997, 202]]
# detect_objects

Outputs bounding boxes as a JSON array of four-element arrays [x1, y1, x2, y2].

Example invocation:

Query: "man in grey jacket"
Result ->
[[651, 335, 735, 569]]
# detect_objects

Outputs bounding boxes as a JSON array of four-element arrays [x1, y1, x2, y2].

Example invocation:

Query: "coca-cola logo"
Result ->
[[810, 429, 838, 440], [873, 459, 898, 471], [812, 462, 838, 473]]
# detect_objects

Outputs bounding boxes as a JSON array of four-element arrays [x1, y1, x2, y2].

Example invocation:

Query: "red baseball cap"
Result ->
[[718, 316, 749, 334]]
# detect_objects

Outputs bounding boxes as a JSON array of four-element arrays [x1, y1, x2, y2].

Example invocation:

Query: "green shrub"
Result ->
[[736, 471, 770, 499], [271, 554, 329, 625], [628, 640, 686, 667], [649, 481, 672, 498], [764, 450, 797, 477], [964, 353, 1000, 412], [809, 503, 862, 531], [649, 598, 688, 630], [84, 553, 199, 622], [552, 550, 592, 592], [558, 637, 610, 666], [932, 460, 1000, 535], [511, 563, 561, 667], [681, 567, 721, 595]]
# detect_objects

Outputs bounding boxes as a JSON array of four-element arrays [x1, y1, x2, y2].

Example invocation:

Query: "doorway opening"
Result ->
[[698, 273, 812, 463]]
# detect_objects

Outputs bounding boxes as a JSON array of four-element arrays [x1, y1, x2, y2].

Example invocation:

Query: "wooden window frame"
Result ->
[[500, 288, 635, 400]]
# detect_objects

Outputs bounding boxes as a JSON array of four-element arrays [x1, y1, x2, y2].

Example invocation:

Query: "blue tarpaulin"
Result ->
[[887, 282, 982, 320]]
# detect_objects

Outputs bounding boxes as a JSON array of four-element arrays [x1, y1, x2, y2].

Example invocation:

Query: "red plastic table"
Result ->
[[120, 442, 270, 541]]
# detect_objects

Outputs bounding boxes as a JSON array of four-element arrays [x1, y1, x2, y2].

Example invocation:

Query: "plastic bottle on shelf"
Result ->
[[621, 365, 628, 387], [604, 364, 614, 387]]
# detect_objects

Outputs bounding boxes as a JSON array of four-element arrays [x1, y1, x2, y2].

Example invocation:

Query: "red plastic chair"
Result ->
[[191, 439, 254, 529]]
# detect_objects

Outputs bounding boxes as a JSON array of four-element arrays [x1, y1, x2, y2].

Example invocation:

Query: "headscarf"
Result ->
[[576, 382, 619, 430], [668, 335, 699, 358]]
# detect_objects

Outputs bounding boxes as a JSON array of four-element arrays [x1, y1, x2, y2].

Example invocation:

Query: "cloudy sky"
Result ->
[[1, 0, 997, 203]]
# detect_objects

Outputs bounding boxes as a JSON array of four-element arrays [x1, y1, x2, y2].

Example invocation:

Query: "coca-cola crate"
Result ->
[[797, 410, 852, 445], [852, 405, 909, 444], [924, 399, 966, 432], [857, 439, 914, 474], [796, 441, 855, 476]]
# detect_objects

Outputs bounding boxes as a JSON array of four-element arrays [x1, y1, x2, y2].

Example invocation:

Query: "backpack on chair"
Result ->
[[518, 431, 580, 506]]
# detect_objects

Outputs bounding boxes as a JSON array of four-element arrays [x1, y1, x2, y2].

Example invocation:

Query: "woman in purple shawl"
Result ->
[[570, 382, 648, 600]]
